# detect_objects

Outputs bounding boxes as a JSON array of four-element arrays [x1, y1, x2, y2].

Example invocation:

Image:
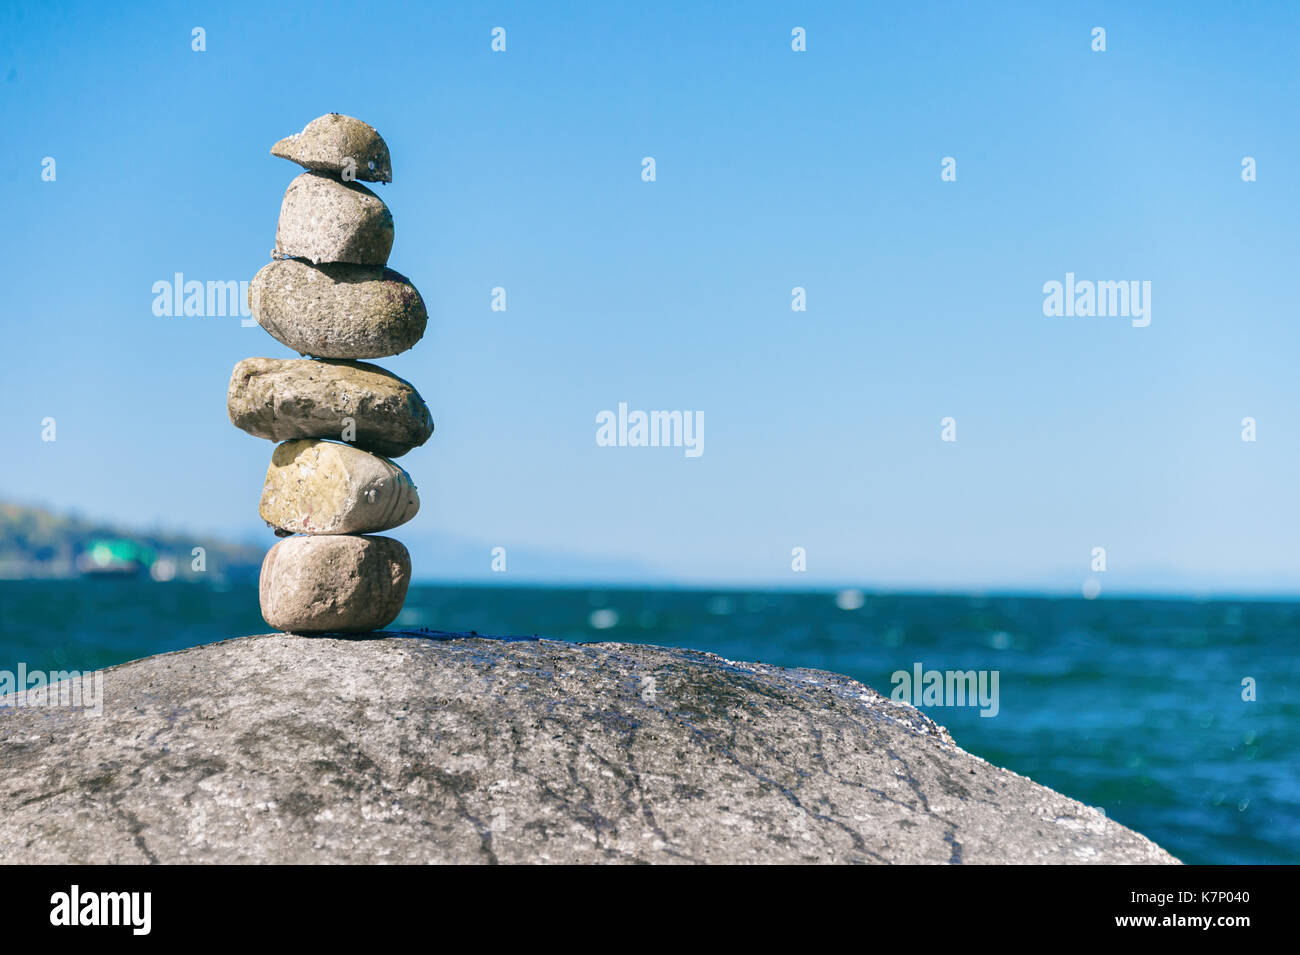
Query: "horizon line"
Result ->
[[397, 577, 1300, 603]]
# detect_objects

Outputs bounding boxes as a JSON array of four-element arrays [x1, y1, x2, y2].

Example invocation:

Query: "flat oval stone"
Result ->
[[271, 113, 392, 183], [250, 259, 427, 359], [259, 535, 410, 633], [260, 439, 420, 535], [274, 172, 394, 266], [228, 357, 434, 458]]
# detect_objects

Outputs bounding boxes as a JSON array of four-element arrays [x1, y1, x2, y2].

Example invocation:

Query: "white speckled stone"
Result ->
[[274, 172, 393, 266]]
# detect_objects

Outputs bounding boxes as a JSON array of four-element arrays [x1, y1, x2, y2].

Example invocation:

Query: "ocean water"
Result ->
[[1, 579, 1295, 865]]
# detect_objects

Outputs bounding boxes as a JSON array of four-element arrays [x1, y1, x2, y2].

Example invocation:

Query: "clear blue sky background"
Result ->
[[2, 0, 1298, 593]]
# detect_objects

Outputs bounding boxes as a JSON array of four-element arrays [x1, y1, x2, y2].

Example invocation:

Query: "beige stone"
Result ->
[[274, 172, 394, 266], [249, 259, 427, 359], [259, 535, 410, 633], [227, 357, 434, 458], [260, 440, 419, 535], [271, 112, 393, 183]]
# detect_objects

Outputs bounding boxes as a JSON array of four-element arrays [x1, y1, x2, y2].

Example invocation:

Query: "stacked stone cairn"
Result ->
[[227, 114, 432, 633]]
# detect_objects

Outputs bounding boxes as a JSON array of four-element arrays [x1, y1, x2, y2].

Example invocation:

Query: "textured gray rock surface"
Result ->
[[0, 634, 1179, 864], [260, 439, 419, 536], [228, 357, 434, 458], [250, 259, 427, 359], [271, 112, 393, 183], [274, 172, 394, 266], [260, 536, 410, 632]]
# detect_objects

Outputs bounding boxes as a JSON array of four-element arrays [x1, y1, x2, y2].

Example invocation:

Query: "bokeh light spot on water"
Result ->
[[706, 596, 734, 615], [588, 608, 618, 630], [835, 589, 865, 611]]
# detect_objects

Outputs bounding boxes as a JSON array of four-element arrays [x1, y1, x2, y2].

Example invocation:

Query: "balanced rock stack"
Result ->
[[227, 114, 432, 633]]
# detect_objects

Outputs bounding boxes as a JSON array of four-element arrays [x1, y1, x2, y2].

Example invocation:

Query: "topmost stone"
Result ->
[[271, 113, 393, 184]]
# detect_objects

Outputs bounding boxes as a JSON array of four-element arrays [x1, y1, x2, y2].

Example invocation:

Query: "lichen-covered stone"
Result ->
[[260, 440, 419, 536], [259, 535, 410, 633], [0, 635, 1181, 864], [249, 259, 427, 359], [271, 112, 393, 183], [274, 172, 394, 266], [227, 357, 434, 458]]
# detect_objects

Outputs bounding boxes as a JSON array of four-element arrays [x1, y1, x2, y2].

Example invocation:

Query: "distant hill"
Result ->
[[0, 501, 666, 587], [0, 502, 263, 582]]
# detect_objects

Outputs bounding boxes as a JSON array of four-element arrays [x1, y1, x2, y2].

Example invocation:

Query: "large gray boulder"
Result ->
[[0, 634, 1179, 864]]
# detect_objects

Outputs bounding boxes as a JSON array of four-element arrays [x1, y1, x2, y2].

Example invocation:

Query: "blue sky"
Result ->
[[2, 0, 1299, 593]]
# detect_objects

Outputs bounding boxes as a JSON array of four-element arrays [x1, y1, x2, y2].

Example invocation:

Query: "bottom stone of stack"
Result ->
[[259, 534, 410, 633]]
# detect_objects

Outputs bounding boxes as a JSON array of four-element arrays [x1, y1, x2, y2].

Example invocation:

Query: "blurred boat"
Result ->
[[76, 539, 153, 577]]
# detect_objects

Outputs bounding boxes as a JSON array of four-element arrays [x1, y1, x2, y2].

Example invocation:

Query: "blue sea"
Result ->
[[1, 579, 1295, 865]]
